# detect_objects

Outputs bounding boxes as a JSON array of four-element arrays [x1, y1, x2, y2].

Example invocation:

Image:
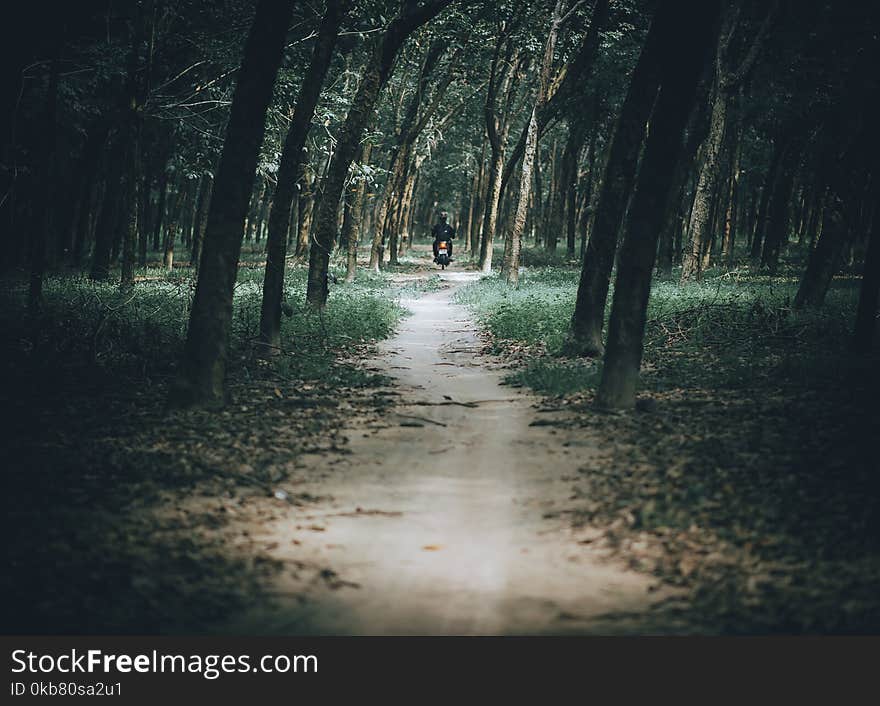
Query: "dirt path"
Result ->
[[223, 271, 666, 634]]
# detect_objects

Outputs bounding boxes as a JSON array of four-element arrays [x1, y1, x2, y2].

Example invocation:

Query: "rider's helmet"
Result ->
[[438, 211, 448, 222]]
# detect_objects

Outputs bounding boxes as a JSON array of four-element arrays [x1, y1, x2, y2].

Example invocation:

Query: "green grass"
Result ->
[[506, 359, 602, 395], [455, 264, 862, 395], [1, 263, 406, 385]]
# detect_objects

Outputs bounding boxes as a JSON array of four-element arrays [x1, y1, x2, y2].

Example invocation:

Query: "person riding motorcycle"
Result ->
[[432, 211, 455, 263]]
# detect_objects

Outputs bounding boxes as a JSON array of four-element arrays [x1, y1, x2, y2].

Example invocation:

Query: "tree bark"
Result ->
[[853, 198, 880, 352], [256, 0, 346, 355], [721, 97, 742, 267], [499, 0, 610, 201], [152, 155, 169, 251], [169, 0, 294, 408], [760, 150, 798, 273], [90, 141, 124, 281], [749, 136, 786, 264], [502, 0, 568, 285], [502, 104, 538, 285], [120, 0, 145, 290], [793, 194, 848, 309], [680, 1, 777, 281], [28, 45, 60, 307], [294, 163, 314, 261], [597, 0, 721, 409], [479, 38, 521, 273], [71, 121, 110, 267], [307, 1, 452, 306], [564, 13, 665, 356], [345, 140, 373, 283], [162, 172, 185, 272], [190, 172, 213, 273]]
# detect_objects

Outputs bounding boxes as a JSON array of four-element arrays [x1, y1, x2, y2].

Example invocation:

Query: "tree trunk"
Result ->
[[345, 140, 373, 283], [597, 0, 721, 409], [90, 142, 124, 281], [479, 40, 521, 273], [119, 1, 144, 290], [502, 0, 573, 284], [470, 135, 488, 256], [169, 0, 294, 408], [162, 173, 185, 272], [479, 149, 505, 273], [564, 125, 586, 259], [502, 105, 539, 285], [463, 167, 477, 254], [544, 139, 559, 249], [398, 162, 418, 257], [793, 194, 848, 309], [28, 45, 60, 307], [254, 180, 272, 243], [579, 114, 600, 260], [255, 1, 346, 351], [190, 172, 213, 273], [760, 151, 798, 273], [152, 159, 168, 251], [680, 2, 777, 279], [245, 179, 263, 244], [307, 1, 452, 307], [71, 121, 110, 267], [720, 149, 739, 266], [680, 89, 727, 281], [750, 134, 788, 264], [119, 149, 139, 289], [295, 165, 314, 261], [565, 14, 665, 356], [853, 199, 880, 352]]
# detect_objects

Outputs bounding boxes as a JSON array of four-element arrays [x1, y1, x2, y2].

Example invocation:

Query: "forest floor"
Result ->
[[3, 245, 878, 634]]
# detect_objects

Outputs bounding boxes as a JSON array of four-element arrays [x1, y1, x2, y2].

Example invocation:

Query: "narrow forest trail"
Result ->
[[223, 269, 668, 635]]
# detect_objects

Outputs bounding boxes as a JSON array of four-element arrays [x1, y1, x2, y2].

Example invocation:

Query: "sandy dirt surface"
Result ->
[[221, 270, 670, 635]]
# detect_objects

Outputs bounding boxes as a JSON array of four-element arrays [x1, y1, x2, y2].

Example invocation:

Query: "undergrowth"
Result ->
[[455, 266, 863, 394], [1, 264, 406, 385]]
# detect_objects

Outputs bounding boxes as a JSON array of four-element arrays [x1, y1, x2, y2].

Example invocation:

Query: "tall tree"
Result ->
[[596, 0, 721, 409], [169, 0, 294, 408], [28, 34, 61, 308], [344, 139, 373, 282], [478, 28, 520, 274], [306, 0, 453, 307], [120, 0, 146, 290], [257, 0, 348, 357], [853, 189, 880, 352], [500, 0, 565, 286], [679, 0, 778, 282], [563, 11, 665, 356]]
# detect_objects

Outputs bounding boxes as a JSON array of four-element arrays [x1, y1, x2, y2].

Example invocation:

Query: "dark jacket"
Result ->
[[431, 222, 455, 242]]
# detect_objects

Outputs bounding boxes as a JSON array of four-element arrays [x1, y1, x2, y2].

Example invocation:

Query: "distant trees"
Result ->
[[679, 0, 778, 282], [305, 0, 453, 308], [478, 25, 522, 274]]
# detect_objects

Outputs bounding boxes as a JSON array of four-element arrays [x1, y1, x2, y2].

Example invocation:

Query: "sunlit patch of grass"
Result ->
[[457, 265, 862, 394], [0, 263, 406, 384], [454, 268, 578, 354], [505, 359, 601, 395]]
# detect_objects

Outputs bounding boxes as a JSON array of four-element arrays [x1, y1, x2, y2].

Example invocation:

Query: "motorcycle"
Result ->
[[435, 240, 451, 270]]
